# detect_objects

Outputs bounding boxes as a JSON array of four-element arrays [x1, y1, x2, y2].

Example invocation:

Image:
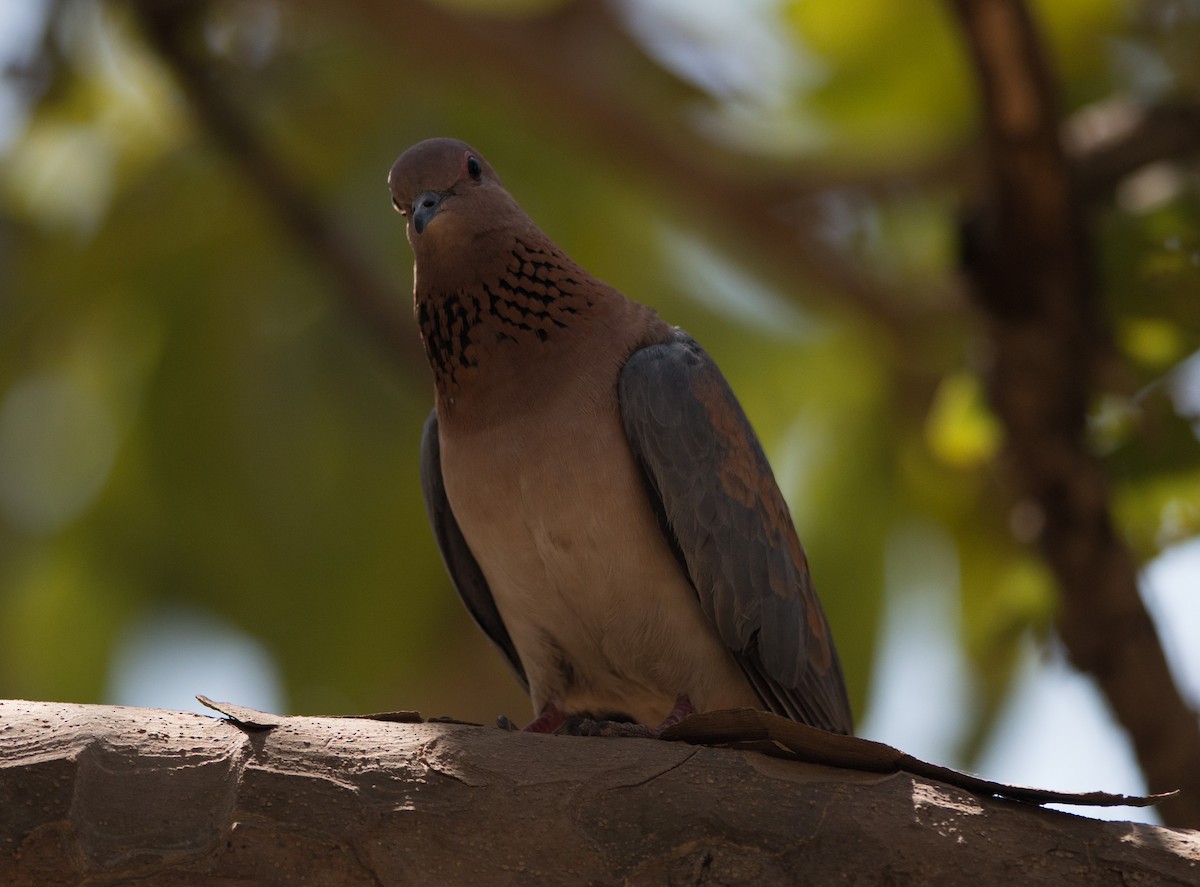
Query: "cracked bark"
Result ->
[[2, 701, 1198, 886]]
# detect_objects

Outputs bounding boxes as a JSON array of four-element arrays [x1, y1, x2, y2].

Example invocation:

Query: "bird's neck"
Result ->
[[414, 232, 656, 411]]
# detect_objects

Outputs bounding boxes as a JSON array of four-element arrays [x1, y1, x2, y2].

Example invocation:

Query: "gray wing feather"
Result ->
[[619, 331, 853, 734], [420, 411, 528, 690]]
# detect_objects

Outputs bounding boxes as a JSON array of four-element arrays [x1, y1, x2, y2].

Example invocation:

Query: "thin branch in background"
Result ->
[[134, 0, 1200, 370], [321, 0, 1200, 356], [130, 0, 426, 380], [949, 0, 1200, 827], [328, 0, 935, 337], [1071, 100, 1200, 200]]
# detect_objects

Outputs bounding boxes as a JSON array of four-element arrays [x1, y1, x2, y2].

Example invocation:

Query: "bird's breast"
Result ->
[[437, 370, 756, 724]]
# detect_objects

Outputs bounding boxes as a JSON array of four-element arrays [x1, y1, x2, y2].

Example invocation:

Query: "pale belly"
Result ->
[[440, 406, 758, 725]]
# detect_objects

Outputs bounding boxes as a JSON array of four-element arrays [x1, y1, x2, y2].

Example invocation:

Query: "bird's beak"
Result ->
[[412, 190, 446, 235]]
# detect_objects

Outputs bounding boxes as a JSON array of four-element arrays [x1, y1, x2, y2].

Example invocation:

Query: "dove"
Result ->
[[389, 138, 852, 736]]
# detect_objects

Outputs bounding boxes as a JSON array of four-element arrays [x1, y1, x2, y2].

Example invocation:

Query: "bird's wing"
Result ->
[[618, 331, 853, 734], [420, 411, 529, 690]]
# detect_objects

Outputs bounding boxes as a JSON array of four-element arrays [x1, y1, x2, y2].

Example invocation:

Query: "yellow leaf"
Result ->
[[1120, 317, 1185, 368], [925, 372, 1002, 469]]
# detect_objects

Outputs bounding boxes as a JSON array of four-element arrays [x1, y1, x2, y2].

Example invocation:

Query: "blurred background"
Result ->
[[1, 0, 1197, 825]]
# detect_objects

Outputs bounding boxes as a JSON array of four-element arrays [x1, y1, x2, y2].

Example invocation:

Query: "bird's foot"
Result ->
[[657, 695, 696, 731], [558, 716, 655, 738], [557, 695, 696, 738], [499, 696, 696, 737], [497, 702, 566, 733]]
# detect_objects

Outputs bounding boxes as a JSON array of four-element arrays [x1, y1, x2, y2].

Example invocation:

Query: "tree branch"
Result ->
[[130, 0, 426, 378], [1072, 100, 1200, 200], [329, 0, 938, 335], [129, 0, 1200, 375], [2, 700, 1196, 885], [948, 0, 1200, 828]]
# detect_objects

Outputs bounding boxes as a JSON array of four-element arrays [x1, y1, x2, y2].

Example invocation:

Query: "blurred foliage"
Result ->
[[0, 0, 1197, 768]]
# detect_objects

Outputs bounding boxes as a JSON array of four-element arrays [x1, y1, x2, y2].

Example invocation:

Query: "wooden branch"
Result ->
[[948, 0, 1200, 828], [2, 701, 1197, 886]]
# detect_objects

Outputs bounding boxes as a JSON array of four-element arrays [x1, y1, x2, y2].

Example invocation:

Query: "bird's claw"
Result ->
[[557, 716, 657, 738]]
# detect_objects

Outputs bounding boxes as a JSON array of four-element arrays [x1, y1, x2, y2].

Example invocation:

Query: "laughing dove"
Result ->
[[389, 138, 853, 736]]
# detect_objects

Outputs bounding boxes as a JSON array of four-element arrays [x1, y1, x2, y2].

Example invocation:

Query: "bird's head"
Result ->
[[388, 139, 523, 273]]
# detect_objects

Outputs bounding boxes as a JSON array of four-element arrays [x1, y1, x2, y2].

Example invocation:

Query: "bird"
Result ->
[[389, 137, 853, 736]]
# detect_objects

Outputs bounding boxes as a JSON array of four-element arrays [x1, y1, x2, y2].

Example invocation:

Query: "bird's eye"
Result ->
[[391, 195, 406, 215], [466, 155, 482, 181]]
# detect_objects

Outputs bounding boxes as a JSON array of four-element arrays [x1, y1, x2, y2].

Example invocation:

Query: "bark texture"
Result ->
[[2, 700, 1197, 886]]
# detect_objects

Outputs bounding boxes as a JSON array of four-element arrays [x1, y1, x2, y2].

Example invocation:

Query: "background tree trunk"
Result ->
[[1, 700, 1196, 885], [949, 0, 1200, 827]]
